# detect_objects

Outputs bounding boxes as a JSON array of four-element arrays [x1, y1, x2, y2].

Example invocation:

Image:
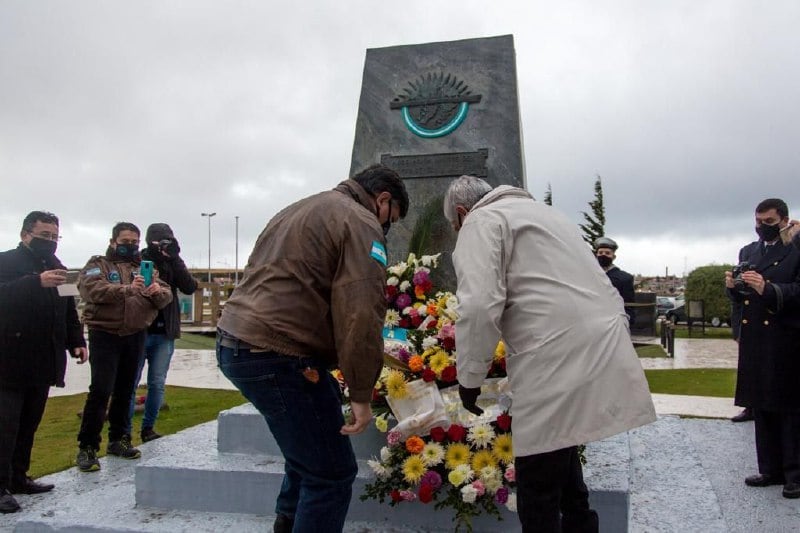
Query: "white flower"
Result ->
[[402, 306, 414, 316], [506, 492, 517, 512], [421, 336, 439, 349], [406, 253, 417, 265], [368, 459, 390, 479], [413, 266, 431, 275], [384, 309, 400, 327], [399, 280, 411, 292], [386, 276, 399, 287], [460, 485, 478, 503], [416, 303, 427, 316], [467, 423, 496, 449], [388, 262, 408, 277], [421, 443, 445, 467], [480, 466, 503, 494], [380, 446, 391, 462], [420, 254, 440, 267]]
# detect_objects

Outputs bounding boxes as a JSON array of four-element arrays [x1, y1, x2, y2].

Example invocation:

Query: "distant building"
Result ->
[[635, 275, 685, 296]]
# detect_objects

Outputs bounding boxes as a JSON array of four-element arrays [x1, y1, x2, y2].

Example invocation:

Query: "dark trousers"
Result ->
[[516, 446, 599, 533], [754, 409, 800, 483], [0, 384, 49, 490], [78, 329, 145, 449]]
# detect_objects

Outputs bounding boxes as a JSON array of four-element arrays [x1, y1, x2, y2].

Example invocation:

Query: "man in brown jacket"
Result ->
[[75, 222, 172, 473], [217, 164, 408, 533]]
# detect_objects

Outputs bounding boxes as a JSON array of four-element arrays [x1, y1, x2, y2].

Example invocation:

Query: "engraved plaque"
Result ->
[[380, 149, 488, 179]]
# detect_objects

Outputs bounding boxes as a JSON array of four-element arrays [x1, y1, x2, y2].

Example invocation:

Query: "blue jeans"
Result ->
[[216, 336, 357, 532], [128, 334, 175, 433]]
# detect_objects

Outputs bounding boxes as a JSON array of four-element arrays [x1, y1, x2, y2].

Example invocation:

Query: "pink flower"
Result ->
[[504, 465, 516, 482], [438, 324, 455, 340], [471, 480, 486, 496], [395, 293, 412, 310], [495, 486, 509, 504], [400, 490, 417, 502], [397, 348, 411, 363], [412, 271, 429, 286], [387, 430, 402, 447], [420, 470, 442, 490]]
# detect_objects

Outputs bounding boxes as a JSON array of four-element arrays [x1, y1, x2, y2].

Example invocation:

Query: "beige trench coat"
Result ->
[[453, 186, 656, 456]]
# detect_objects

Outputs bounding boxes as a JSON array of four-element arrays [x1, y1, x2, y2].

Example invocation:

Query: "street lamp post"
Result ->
[[234, 215, 240, 285], [201, 212, 216, 292]]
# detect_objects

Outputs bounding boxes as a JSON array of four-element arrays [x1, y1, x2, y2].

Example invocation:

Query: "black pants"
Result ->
[[78, 329, 145, 449], [516, 446, 599, 533], [0, 384, 49, 490], [754, 409, 800, 483]]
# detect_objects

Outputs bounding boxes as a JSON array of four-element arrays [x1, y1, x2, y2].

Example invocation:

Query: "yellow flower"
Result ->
[[471, 449, 497, 472], [428, 350, 450, 375], [402, 455, 426, 484], [385, 370, 408, 399], [494, 340, 506, 361], [448, 468, 467, 487], [374, 416, 388, 433], [445, 442, 472, 469], [492, 434, 514, 465]]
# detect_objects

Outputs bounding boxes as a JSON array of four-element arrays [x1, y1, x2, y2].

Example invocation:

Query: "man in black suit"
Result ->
[[595, 237, 636, 324], [0, 211, 88, 513], [726, 198, 800, 499]]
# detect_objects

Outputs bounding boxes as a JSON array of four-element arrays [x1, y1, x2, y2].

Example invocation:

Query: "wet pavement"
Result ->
[[51, 338, 743, 419]]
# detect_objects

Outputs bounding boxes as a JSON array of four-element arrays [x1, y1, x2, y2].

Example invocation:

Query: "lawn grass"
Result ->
[[644, 368, 736, 398], [174, 332, 216, 350], [635, 344, 668, 358], [31, 386, 245, 479], [658, 323, 734, 340]]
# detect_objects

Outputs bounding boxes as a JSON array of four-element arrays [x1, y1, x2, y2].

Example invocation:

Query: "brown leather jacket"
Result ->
[[218, 180, 388, 402], [79, 253, 173, 336]]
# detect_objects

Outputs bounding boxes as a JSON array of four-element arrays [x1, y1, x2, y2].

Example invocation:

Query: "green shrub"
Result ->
[[685, 264, 735, 323]]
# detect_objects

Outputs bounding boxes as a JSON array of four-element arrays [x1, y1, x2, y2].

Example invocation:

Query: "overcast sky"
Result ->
[[2, 1, 799, 278]]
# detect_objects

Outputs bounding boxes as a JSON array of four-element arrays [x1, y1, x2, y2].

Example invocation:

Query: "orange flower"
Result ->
[[426, 303, 438, 316], [415, 285, 426, 300], [405, 435, 425, 454], [408, 355, 424, 372]]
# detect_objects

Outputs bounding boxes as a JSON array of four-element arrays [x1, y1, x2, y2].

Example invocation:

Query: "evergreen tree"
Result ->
[[543, 183, 553, 206], [579, 175, 606, 246]]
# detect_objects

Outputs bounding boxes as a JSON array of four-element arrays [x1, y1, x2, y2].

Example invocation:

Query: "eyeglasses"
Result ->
[[28, 231, 61, 242]]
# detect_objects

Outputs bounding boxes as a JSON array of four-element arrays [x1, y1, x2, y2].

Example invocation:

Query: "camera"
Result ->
[[157, 239, 173, 251], [732, 261, 754, 294]]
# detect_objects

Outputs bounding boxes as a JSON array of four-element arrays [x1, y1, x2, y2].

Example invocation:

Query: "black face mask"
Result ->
[[756, 223, 781, 242], [381, 220, 391, 236], [375, 200, 393, 237], [115, 243, 140, 259], [597, 255, 613, 268], [28, 237, 58, 259]]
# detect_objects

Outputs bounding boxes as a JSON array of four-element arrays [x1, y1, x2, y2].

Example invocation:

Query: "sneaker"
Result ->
[[76, 446, 101, 472], [140, 427, 162, 443], [107, 435, 141, 459]]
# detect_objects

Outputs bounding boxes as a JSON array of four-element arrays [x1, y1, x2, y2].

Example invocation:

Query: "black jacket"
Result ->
[[727, 240, 800, 409], [141, 248, 197, 340], [606, 265, 635, 324], [0, 244, 85, 387]]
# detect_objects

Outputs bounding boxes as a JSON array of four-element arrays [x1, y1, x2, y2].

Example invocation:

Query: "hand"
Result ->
[[724, 271, 734, 289], [40, 269, 67, 288], [741, 270, 767, 295], [142, 281, 162, 297], [786, 220, 800, 241], [459, 385, 484, 416], [341, 400, 372, 435], [130, 274, 146, 292], [72, 347, 88, 364]]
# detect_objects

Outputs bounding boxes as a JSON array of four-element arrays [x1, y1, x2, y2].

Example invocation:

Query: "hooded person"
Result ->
[[127, 223, 198, 443]]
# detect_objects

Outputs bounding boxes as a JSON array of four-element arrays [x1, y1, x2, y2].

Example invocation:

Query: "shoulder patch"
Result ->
[[108, 271, 121, 283], [84, 267, 102, 277], [370, 241, 387, 266]]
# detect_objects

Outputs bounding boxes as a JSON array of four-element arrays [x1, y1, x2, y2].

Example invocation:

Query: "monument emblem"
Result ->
[[389, 72, 482, 138]]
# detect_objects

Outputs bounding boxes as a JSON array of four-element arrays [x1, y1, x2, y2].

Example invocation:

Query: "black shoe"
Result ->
[[745, 473, 785, 487], [107, 435, 141, 459], [9, 476, 54, 494], [0, 489, 21, 513], [76, 446, 100, 472], [731, 408, 754, 423], [783, 482, 800, 499], [140, 427, 162, 443], [274, 513, 294, 533]]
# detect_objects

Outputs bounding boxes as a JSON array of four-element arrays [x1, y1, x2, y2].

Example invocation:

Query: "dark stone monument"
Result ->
[[349, 35, 525, 291]]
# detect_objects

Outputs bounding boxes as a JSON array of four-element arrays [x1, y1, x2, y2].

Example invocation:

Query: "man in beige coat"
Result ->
[[445, 176, 655, 533]]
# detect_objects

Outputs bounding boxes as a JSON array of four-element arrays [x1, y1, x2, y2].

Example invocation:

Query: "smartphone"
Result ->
[[140, 260, 154, 286]]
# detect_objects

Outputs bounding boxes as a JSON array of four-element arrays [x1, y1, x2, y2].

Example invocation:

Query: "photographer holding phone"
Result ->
[[127, 223, 197, 443], [75, 222, 172, 473], [0, 211, 87, 513]]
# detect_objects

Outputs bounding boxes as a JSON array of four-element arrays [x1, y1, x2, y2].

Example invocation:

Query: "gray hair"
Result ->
[[443, 175, 493, 224]]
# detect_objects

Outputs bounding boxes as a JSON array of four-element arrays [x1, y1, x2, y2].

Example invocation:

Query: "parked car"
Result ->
[[656, 296, 676, 316], [666, 300, 686, 323]]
